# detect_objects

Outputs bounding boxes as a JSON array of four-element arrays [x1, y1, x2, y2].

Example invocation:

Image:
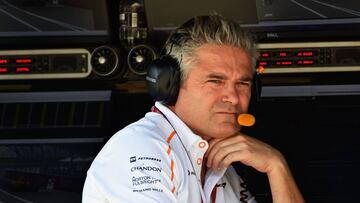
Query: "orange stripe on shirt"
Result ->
[[170, 160, 175, 180], [171, 170, 174, 181], [167, 146, 172, 155], [170, 160, 175, 170], [167, 130, 176, 143], [166, 131, 176, 193]]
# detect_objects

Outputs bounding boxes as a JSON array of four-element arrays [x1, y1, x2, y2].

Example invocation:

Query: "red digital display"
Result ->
[[0, 67, 7, 73], [303, 52, 314, 56], [297, 60, 315, 65], [279, 52, 288, 57], [16, 67, 31, 72], [16, 59, 32, 64], [275, 61, 293, 66], [260, 52, 270, 58], [297, 51, 314, 57], [259, 61, 270, 66], [0, 59, 8, 64], [303, 60, 314, 64]]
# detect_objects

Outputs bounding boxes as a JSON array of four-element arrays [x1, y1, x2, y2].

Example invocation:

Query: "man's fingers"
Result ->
[[207, 141, 247, 169], [205, 133, 286, 174], [209, 143, 237, 169], [206, 138, 234, 168], [205, 138, 222, 158]]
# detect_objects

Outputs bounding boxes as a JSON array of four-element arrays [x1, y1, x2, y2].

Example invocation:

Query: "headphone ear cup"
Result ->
[[146, 55, 180, 105], [163, 67, 180, 105]]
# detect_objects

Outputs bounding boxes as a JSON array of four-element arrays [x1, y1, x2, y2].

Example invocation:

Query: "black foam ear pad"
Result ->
[[146, 55, 181, 105]]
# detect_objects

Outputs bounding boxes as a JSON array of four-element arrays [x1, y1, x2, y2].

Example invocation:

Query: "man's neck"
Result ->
[[167, 104, 213, 141]]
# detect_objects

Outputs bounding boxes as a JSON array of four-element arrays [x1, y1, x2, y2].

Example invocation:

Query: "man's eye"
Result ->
[[208, 80, 222, 84], [237, 81, 251, 87]]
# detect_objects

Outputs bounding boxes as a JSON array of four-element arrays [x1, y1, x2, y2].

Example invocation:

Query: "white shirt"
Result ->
[[83, 102, 256, 203]]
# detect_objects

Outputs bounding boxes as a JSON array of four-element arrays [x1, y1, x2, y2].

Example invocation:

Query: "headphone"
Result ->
[[146, 53, 181, 105], [146, 19, 192, 105], [146, 17, 262, 108]]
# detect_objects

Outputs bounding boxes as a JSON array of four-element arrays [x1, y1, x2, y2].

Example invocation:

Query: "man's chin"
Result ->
[[211, 126, 240, 138]]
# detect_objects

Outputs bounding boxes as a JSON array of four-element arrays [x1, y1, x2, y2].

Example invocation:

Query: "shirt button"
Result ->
[[197, 158, 202, 165], [198, 141, 207, 149]]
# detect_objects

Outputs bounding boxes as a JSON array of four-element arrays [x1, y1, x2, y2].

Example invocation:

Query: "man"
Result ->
[[83, 15, 305, 203]]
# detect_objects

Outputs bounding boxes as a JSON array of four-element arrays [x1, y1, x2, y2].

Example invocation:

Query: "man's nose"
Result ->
[[222, 84, 239, 105]]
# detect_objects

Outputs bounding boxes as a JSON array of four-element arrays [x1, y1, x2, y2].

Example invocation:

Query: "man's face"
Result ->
[[173, 44, 253, 140]]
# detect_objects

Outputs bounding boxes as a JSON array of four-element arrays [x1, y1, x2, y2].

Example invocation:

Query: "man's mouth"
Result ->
[[216, 112, 237, 115]]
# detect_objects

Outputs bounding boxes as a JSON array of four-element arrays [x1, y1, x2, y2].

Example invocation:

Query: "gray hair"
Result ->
[[165, 14, 256, 85]]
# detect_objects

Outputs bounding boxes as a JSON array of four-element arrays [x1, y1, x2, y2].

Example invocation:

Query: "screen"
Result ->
[[145, 0, 360, 41], [144, 0, 258, 31], [242, 0, 360, 40], [0, 0, 109, 38], [256, 0, 360, 21]]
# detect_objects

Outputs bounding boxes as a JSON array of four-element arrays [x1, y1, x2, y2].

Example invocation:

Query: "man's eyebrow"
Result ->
[[205, 72, 253, 81], [206, 73, 227, 79]]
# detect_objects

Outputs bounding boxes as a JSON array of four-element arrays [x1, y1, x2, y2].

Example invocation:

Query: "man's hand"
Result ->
[[205, 133, 285, 173], [205, 133, 305, 203]]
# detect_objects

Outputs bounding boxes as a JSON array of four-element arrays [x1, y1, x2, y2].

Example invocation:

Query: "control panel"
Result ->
[[257, 41, 360, 74], [0, 49, 91, 80]]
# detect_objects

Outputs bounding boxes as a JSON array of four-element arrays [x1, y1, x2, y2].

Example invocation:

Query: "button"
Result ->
[[198, 141, 207, 149], [197, 158, 202, 165]]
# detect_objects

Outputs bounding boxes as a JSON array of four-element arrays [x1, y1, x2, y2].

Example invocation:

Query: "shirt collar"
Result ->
[[155, 101, 206, 152], [155, 102, 226, 200]]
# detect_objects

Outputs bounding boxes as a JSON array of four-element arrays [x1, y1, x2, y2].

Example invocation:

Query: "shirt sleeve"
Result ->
[[82, 172, 108, 203], [82, 126, 181, 203]]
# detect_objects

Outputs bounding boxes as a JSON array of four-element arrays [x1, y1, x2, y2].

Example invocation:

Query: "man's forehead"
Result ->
[[196, 44, 249, 54], [195, 45, 252, 67], [196, 44, 251, 63]]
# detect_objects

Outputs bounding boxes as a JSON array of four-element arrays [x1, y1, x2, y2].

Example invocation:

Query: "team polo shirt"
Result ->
[[83, 102, 256, 203]]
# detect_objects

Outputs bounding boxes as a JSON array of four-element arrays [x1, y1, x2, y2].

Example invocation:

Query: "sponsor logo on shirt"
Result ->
[[132, 176, 161, 186], [133, 187, 163, 193], [129, 156, 162, 163], [216, 182, 227, 188], [187, 170, 195, 176], [138, 156, 161, 162], [131, 165, 162, 172], [130, 156, 136, 163]]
